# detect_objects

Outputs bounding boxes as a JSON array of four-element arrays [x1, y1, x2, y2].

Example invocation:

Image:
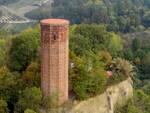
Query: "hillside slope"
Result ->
[[6, 0, 46, 16], [72, 78, 133, 113]]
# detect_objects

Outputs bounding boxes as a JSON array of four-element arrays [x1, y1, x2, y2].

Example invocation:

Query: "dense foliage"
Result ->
[[25, 4, 52, 20], [69, 24, 132, 100], [0, 0, 150, 112], [0, 23, 135, 112], [115, 90, 150, 113], [0, 0, 19, 5], [70, 24, 123, 56], [25, 0, 150, 33], [8, 28, 40, 71], [52, 0, 150, 32]]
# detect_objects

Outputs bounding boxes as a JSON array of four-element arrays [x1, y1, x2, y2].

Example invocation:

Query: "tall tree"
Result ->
[[8, 29, 39, 71]]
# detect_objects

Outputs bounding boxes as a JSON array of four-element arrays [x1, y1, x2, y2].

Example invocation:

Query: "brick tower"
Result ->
[[40, 19, 69, 106]]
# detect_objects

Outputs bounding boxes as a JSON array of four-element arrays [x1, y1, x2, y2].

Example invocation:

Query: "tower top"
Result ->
[[40, 18, 69, 26]]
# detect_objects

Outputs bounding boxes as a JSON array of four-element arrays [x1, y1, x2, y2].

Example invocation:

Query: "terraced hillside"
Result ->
[[0, 0, 51, 30], [0, 5, 31, 24], [7, 0, 51, 16], [0, 0, 51, 23]]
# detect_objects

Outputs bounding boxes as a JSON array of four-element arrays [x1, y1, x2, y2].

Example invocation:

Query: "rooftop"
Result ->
[[40, 18, 69, 26]]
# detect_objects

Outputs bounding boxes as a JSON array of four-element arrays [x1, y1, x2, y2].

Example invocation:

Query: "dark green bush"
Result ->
[[72, 69, 107, 100], [70, 52, 108, 100]]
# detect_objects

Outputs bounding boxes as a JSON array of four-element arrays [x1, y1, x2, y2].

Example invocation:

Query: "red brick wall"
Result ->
[[40, 19, 69, 106]]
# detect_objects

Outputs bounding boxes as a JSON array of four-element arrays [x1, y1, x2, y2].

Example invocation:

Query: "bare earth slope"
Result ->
[[71, 78, 133, 113]]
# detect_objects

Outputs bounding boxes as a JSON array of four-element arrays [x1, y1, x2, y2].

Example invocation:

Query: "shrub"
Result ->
[[107, 58, 134, 85], [8, 29, 39, 71], [22, 62, 40, 88], [15, 87, 42, 113], [72, 68, 108, 100], [70, 51, 108, 100], [24, 109, 36, 113], [0, 99, 8, 113]]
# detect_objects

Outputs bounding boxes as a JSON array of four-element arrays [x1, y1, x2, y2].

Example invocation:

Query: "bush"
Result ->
[[143, 82, 150, 95], [115, 90, 150, 113], [0, 66, 19, 103], [15, 87, 42, 113], [0, 99, 8, 113], [107, 58, 134, 86], [22, 62, 40, 88], [72, 68, 107, 100], [69, 51, 109, 100], [70, 53, 108, 99], [8, 29, 39, 71], [24, 109, 36, 113]]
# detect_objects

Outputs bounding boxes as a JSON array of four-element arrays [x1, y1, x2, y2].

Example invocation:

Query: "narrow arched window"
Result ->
[[52, 32, 58, 41], [53, 33, 57, 40]]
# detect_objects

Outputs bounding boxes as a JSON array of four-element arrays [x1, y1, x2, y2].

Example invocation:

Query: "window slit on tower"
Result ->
[[52, 33, 57, 41]]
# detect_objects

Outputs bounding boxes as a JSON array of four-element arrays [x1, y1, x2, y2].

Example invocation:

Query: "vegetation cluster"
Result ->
[[0, 24, 135, 113], [26, 0, 150, 33], [0, 0, 150, 113]]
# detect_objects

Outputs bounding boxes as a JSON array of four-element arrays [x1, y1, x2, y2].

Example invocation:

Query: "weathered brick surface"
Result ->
[[40, 19, 69, 106]]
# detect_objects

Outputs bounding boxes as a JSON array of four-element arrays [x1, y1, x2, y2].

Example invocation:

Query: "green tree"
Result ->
[[98, 51, 112, 67], [70, 52, 108, 100], [0, 99, 8, 113], [115, 90, 150, 113], [8, 29, 39, 71], [143, 15, 150, 27], [25, 6, 51, 20], [108, 33, 123, 57], [15, 87, 42, 113], [127, 106, 142, 113], [70, 24, 117, 55], [0, 66, 18, 104], [22, 62, 40, 88], [52, 0, 149, 32], [133, 90, 150, 113], [140, 52, 150, 79], [143, 82, 150, 95], [124, 49, 133, 60], [24, 109, 37, 113], [132, 38, 142, 51], [72, 67, 107, 100], [0, 39, 6, 67]]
